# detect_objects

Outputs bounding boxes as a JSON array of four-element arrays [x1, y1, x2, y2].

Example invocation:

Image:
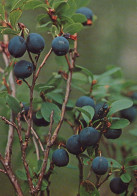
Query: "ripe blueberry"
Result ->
[[8, 36, 26, 58], [79, 127, 100, 147], [26, 33, 45, 54], [66, 135, 85, 155], [52, 149, 69, 167], [92, 156, 108, 175], [75, 96, 95, 109], [14, 60, 33, 79], [32, 112, 50, 127], [52, 36, 69, 56], [120, 106, 137, 122], [93, 102, 108, 121], [104, 128, 122, 139], [110, 177, 128, 194], [76, 7, 93, 25]]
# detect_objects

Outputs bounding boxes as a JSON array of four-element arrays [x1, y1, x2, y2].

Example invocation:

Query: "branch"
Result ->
[[76, 155, 83, 196], [34, 111, 54, 194]]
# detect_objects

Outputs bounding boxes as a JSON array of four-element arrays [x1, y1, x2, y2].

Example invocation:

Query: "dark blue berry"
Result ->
[[79, 127, 100, 147], [14, 60, 33, 79], [76, 7, 93, 20], [52, 149, 69, 167], [110, 177, 128, 194], [92, 156, 108, 175], [52, 36, 69, 56], [8, 36, 26, 58], [76, 96, 95, 109], [66, 135, 85, 155], [104, 128, 122, 139], [120, 106, 137, 122], [26, 33, 45, 54], [93, 102, 108, 121]]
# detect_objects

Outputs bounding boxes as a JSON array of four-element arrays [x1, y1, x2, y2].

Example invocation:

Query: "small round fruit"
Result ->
[[76, 7, 93, 25], [26, 33, 45, 54], [110, 177, 128, 194], [120, 106, 137, 122], [32, 112, 49, 127], [93, 102, 108, 121], [79, 127, 100, 147], [66, 135, 85, 155], [14, 60, 33, 79], [104, 128, 122, 139], [75, 96, 95, 109], [8, 36, 26, 58], [52, 149, 69, 167], [92, 156, 108, 175], [52, 36, 69, 56]]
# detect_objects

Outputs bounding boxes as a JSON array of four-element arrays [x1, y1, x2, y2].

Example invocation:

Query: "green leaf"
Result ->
[[108, 99, 133, 116], [106, 158, 122, 169], [80, 154, 90, 166], [1, 28, 19, 35], [64, 22, 83, 34], [72, 72, 88, 85], [126, 165, 137, 171], [97, 67, 121, 81], [81, 106, 95, 123], [41, 180, 48, 191], [11, 0, 27, 10], [125, 155, 137, 165], [9, 8, 22, 27], [6, 95, 21, 114], [76, 107, 91, 121], [55, 2, 69, 16], [75, 0, 91, 9], [110, 118, 130, 129], [0, 4, 5, 20], [16, 169, 27, 181], [41, 102, 61, 123], [75, 65, 94, 79], [72, 13, 87, 23], [0, 91, 8, 98], [24, 0, 48, 10], [121, 173, 131, 183], [34, 84, 54, 92], [80, 180, 99, 196], [66, 0, 77, 16]]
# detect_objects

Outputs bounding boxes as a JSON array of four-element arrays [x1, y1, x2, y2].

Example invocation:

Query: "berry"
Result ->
[[120, 106, 137, 122], [79, 127, 100, 147], [8, 36, 26, 58], [66, 135, 85, 155], [52, 149, 69, 167], [110, 177, 128, 194], [92, 156, 108, 175], [93, 102, 108, 121], [26, 33, 45, 54], [52, 36, 69, 56], [32, 112, 50, 127], [75, 96, 95, 109], [14, 60, 33, 79], [76, 7, 93, 25], [104, 128, 122, 139]]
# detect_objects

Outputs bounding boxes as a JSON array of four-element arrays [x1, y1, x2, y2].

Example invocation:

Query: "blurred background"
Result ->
[[0, 0, 137, 195]]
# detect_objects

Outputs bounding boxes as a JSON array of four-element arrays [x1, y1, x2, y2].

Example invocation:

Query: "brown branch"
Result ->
[[0, 168, 7, 174], [97, 172, 112, 188], [34, 111, 54, 194], [76, 155, 83, 196]]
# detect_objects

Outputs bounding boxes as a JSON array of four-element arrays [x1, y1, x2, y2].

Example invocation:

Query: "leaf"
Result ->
[[72, 13, 87, 23], [41, 102, 61, 123], [126, 165, 137, 171], [0, 91, 8, 98], [75, 65, 94, 79], [11, 0, 27, 10], [1, 28, 19, 35], [80, 180, 99, 196], [125, 155, 137, 165], [6, 95, 21, 114], [24, 0, 48, 10], [108, 99, 133, 116], [110, 118, 130, 129], [75, 0, 91, 9], [76, 107, 91, 121], [34, 84, 54, 92], [97, 67, 121, 81], [81, 106, 95, 123], [9, 8, 22, 27], [41, 180, 48, 191], [72, 72, 88, 85], [106, 158, 122, 169], [55, 2, 69, 16], [65, 0, 77, 16], [16, 169, 27, 181], [121, 173, 131, 183], [80, 154, 91, 166], [0, 4, 5, 20], [64, 22, 83, 34]]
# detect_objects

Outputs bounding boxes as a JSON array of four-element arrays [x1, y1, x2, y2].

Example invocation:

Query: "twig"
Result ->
[[76, 155, 83, 196], [97, 172, 112, 188], [0, 169, 6, 174], [34, 111, 54, 194], [32, 136, 40, 160]]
